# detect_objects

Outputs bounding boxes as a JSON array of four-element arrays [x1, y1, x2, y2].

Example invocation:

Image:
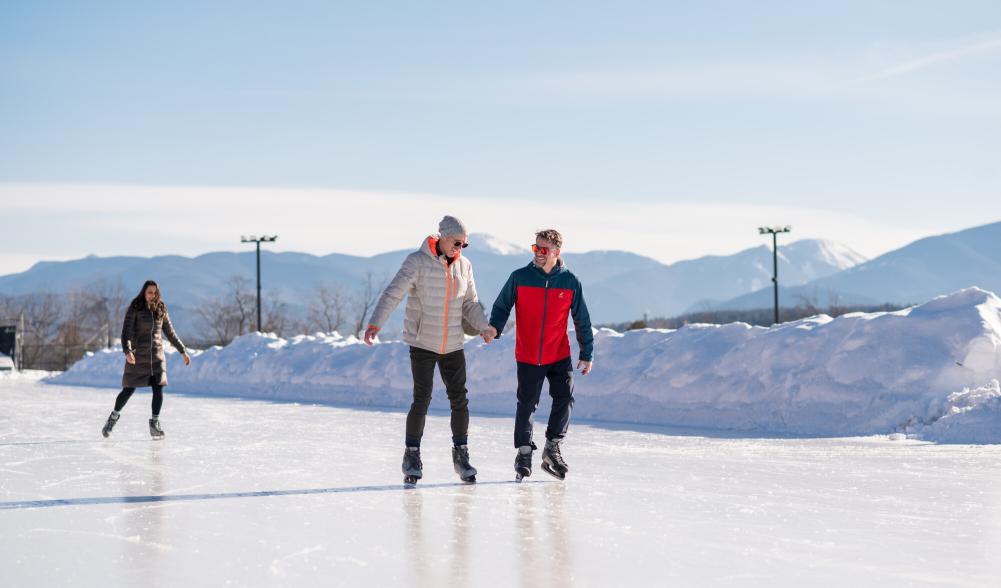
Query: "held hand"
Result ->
[[182, 353, 191, 366], [576, 359, 593, 375], [125, 352, 136, 365], [364, 325, 380, 346], [480, 326, 497, 344]]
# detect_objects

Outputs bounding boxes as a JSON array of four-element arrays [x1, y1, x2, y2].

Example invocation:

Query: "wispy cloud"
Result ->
[[495, 62, 835, 101], [854, 36, 1001, 84]]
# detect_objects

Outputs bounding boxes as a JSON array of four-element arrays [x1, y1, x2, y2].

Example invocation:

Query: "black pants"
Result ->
[[406, 346, 469, 447], [114, 375, 164, 416], [514, 356, 574, 448]]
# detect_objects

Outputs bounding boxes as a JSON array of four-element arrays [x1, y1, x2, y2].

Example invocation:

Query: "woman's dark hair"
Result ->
[[130, 280, 166, 318]]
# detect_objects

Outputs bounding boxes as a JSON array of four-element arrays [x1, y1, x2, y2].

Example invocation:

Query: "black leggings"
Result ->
[[114, 376, 164, 416]]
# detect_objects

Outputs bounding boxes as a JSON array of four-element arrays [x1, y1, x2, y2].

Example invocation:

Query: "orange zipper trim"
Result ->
[[441, 264, 451, 353]]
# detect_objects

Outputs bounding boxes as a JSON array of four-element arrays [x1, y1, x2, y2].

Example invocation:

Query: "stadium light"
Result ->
[[240, 235, 278, 332], [758, 226, 791, 325]]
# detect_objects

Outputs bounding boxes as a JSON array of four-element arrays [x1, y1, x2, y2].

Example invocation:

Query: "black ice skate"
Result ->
[[402, 447, 423, 486], [101, 411, 120, 438], [451, 445, 477, 483], [541, 439, 568, 480], [514, 445, 534, 482], [149, 417, 165, 440]]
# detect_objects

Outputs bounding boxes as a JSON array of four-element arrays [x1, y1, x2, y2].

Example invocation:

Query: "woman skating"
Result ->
[[101, 280, 190, 439]]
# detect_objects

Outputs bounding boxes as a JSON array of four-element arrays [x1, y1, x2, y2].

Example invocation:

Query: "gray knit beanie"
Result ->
[[438, 215, 468, 237]]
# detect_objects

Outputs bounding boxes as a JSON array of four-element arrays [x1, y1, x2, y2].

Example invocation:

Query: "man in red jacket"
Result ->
[[485, 228, 594, 481]]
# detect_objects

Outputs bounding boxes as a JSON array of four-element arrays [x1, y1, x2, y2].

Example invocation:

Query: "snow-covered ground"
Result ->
[[2, 375, 1000, 587], [50, 288, 1001, 443]]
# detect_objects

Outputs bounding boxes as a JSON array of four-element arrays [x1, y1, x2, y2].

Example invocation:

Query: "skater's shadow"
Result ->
[[0, 480, 546, 511]]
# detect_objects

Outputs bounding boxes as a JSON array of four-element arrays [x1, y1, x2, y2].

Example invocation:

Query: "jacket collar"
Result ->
[[423, 236, 462, 262]]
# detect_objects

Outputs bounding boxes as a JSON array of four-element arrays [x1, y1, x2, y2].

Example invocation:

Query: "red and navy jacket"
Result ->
[[489, 259, 594, 365]]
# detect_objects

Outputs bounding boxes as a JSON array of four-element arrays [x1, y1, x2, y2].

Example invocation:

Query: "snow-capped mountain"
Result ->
[[469, 233, 526, 256], [713, 220, 1001, 311]]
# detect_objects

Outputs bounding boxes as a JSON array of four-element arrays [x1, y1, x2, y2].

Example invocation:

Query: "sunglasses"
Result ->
[[453, 240, 469, 249], [532, 244, 557, 255]]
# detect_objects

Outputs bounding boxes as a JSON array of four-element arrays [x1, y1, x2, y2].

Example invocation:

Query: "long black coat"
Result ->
[[121, 304, 186, 388]]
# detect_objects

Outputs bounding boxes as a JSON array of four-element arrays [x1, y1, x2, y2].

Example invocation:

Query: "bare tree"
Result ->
[[307, 283, 348, 334], [12, 292, 62, 368], [197, 296, 236, 346], [228, 276, 256, 334], [196, 275, 257, 346], [48, 288, 104, 368], [261, 291, 291, 336], [84, 277, 129, 348], [352, 271, 387, 337]]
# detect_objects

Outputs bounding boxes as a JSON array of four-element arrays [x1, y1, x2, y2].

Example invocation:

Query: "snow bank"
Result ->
[[0, 369, 53, 382], [48, 288, 1001, 442], [903, 380, 1001, 444]]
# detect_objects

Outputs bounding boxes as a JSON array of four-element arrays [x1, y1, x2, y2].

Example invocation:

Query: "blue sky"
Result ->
[[2, 1, 1000, 274]]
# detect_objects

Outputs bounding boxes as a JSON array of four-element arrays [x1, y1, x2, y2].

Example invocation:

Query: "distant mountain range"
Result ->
[[710, 220, 1001, 311], [4, 220, 999, 336], [0, 233, 866, 334]]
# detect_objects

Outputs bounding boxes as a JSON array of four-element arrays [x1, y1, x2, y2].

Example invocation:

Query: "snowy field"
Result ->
[[3, 375, 1000, 587]]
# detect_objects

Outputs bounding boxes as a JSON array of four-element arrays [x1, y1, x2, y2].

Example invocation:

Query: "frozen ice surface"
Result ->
[[2, 378, 1001, 587]]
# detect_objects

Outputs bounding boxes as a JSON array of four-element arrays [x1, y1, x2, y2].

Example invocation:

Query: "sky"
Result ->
[[2, 1, 1000, 275]]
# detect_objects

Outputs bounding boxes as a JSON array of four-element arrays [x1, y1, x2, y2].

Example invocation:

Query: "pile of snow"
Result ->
[[0, 369, 52, 381], [49, 288, 1001, 443], [903, 379, 1001, 443]]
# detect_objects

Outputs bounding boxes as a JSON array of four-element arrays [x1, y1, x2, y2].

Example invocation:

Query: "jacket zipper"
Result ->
[[441, 261, 451, 354], [537, 279, 549, 365], [149, 309, 155, 375]]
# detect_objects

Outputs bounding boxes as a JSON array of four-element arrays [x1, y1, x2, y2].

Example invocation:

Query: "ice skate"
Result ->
[[402, 447, 423, 486], [541, 439, 568, 480], [452, 445, 478, 483], [514, 445, 533, 481], [148, 417, 164, 440], [101, 411, 119, 438]]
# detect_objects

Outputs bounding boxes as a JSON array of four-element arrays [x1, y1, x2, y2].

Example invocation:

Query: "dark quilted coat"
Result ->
[[121, 303, 186, 388]]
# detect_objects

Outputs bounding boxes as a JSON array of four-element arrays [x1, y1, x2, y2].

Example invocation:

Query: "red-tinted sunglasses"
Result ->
[[532, 244, 557, 255]]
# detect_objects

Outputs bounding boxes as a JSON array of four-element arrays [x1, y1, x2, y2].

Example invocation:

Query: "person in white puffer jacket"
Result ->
[[364, 215, 493, 485]]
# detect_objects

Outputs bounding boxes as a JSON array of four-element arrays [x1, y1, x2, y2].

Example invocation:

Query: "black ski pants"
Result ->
[[514, 356, 575, 448], [406, 346, 469, 448], [114, 375, 164, 416]]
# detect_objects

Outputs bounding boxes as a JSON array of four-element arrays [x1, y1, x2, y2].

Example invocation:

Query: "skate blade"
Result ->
[[541, 462, 565, 480], [403, 476, 420, 486], [461, 475, 476, 484]]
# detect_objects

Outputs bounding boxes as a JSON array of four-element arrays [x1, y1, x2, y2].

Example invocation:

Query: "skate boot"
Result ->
[[451, 445, 478, 483], [402, 447, 423, 486], [542, 439, 568, 480], [514, 444, 534, 482], [149, 417, 165, 440], [101, 411, 120, 438]]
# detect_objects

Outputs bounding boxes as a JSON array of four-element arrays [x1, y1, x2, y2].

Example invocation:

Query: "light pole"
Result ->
[[758, 226, 791, 325], [240, 235, 278, 332]]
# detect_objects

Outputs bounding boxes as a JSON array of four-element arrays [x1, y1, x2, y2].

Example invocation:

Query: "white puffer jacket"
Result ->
[[368, 236, 490, 354]]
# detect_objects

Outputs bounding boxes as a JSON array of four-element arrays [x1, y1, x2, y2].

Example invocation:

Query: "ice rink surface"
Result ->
[[2, 378, 1000, 587]]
